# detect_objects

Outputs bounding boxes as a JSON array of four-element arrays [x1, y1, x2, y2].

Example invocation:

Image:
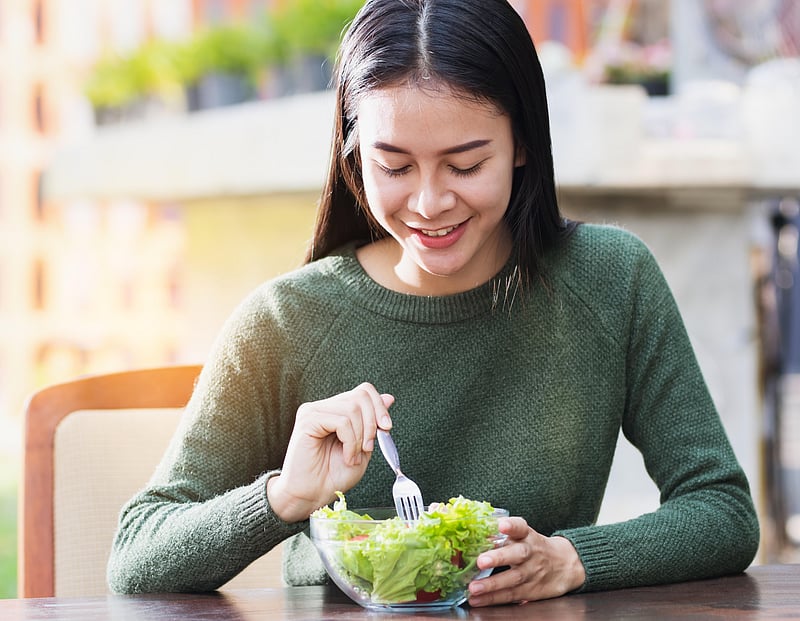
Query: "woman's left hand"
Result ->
[[467, 517, 586, 606]]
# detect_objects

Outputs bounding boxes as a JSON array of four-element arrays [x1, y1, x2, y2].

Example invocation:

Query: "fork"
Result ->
[[376, 429, 425, 521]]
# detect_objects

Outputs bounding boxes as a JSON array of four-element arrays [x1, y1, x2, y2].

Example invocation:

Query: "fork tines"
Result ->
[[398, 495, 424, 521], [394, 476, 425, 521]]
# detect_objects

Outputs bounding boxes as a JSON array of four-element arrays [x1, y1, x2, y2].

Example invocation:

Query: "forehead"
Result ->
[[356, 85, 509, 145]]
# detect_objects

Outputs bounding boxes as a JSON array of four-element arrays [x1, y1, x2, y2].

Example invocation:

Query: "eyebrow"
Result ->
[[371, 139, 492, 156]]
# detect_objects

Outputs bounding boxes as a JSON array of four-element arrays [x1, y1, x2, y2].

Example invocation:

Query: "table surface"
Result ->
[[2, 564, 798, 620]]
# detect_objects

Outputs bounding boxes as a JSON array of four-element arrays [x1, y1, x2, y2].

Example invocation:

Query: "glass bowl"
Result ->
[[310, 498, 508, 612]]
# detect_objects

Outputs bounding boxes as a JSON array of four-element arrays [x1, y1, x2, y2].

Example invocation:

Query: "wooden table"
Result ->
[[2, 564, 797, 620]]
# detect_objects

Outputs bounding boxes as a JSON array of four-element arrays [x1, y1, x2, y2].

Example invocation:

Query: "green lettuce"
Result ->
[[312, 492, 500, 604]]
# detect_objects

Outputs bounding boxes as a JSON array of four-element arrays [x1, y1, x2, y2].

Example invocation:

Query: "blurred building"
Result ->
[[0, 0, 281, 450]]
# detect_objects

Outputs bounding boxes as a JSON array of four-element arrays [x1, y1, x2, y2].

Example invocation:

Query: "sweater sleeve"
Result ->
[[107, 287, 308, 594], [554, 241, 760, 592]]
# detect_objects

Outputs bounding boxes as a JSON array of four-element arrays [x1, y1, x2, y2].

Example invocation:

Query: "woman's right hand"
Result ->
[[267, 382, 394, 522]]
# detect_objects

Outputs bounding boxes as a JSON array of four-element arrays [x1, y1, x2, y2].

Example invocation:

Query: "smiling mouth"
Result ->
[[420, 225, 458, 237]]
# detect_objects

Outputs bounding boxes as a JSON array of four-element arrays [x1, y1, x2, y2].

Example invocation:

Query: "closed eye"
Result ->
[[378, 164, 411, 178], [450, 161, 485, 177]]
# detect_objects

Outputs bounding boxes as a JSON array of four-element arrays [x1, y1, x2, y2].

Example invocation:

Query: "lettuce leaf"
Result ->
[[312, 493, 499, 604]]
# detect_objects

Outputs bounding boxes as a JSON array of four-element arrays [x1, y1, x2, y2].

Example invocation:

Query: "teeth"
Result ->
[[421, 226, 456, 237]]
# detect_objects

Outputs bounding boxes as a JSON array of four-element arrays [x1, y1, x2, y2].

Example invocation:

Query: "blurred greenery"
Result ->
[[0, 479, 17, 599], [271, 0, 364, 61], [85, 39, 188, 109], [183, 23, 268, 86], [85, 0, 364, 109]]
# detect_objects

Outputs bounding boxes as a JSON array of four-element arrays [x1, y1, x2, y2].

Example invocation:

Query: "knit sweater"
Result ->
[[107, 223, 759, 595]]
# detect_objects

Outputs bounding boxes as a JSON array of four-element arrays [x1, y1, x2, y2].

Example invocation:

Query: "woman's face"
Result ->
[[356, 84, 522, 295]]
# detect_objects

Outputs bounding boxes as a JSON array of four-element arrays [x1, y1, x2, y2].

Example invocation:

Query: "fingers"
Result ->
[[468, 526, 586, 607], [469, 551, 536, 607], [354, 383, 388, 453], [309, 411, 365, 466], [296, 382, 394, 466], [500, 516, 530, 538], [275, 383, 395, 520], [349, 383, 392, 455], [476, 517, 528, 570], [469, 569, 529, 607], [380, 394, 395, 427]]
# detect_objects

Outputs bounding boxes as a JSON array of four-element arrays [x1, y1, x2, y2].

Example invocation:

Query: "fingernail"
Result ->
[[381, 415, 392, 428], [470, 582, 484, 595], [364, 439, 374, 452]]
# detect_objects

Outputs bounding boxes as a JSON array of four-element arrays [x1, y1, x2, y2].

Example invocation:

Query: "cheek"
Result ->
[[362, 173, 405, 219], [461, 177, 514, 218], [360, 169, 381, 205]]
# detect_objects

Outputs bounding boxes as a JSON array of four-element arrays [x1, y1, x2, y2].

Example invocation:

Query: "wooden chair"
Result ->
[[19, 365, 283, 598]]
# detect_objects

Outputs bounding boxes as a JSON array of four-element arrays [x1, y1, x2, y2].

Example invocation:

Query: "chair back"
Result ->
[[20, 365, 283, 597]]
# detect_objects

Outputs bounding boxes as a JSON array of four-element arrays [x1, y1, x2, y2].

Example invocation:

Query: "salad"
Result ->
[[311, 492, 504, 605]]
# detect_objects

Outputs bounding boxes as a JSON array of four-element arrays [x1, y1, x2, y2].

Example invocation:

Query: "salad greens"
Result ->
[[312, 492, 501, 604]]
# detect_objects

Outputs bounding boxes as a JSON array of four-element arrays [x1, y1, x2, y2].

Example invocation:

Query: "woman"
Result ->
[[108, 0, 759, 605]]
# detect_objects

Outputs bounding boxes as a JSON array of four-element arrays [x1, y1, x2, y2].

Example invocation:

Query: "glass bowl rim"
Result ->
[[310, 506, 509, 525]]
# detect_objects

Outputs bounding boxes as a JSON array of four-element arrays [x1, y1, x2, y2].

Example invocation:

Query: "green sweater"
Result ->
[[107, 224, 759, 594]]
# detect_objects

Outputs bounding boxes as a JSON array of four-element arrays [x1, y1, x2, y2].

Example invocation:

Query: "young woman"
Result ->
[[108, 0, 759, 605]]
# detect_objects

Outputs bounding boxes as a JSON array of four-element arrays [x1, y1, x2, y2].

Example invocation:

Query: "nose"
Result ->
[[408, 172, 456, 220]]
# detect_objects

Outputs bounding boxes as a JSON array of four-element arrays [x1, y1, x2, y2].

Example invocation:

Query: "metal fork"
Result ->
[[376, 429, 425, 520]]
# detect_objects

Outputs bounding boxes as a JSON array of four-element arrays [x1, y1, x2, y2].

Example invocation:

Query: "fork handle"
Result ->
[[376, 429, 402, 475]]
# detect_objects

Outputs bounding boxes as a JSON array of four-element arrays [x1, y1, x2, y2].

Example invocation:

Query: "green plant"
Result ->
[[0, 481, 17, 599], [85, 40, 186, 108], [184, 23, 268, 86], [84, 1, 363, 110], [85, 26, 277, 109], [84, 54, 142, 109], [272, 0, 363, 61]]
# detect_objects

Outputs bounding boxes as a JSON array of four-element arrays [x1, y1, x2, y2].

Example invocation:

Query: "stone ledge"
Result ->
[[43, 88, 799, 204], [44, 91, 336, 203]]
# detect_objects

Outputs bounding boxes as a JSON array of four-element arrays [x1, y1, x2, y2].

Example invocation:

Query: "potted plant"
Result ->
[[182, 23, 267, 111], [84, 0, 364, 123], [601, 40, 672, 96], [84, 54, 144, 125], [85, 40, 188, 124], [269, 0, 362, 95]]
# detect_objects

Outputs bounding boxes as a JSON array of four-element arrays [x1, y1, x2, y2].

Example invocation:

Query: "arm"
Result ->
[[107, 293, 304, 593], [468, 238, 759, 604], [559, 246, 759, 591], [107, 285, 394, 594]]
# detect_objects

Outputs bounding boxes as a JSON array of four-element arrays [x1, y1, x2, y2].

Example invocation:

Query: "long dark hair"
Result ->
[[305, 0, 571, 288]]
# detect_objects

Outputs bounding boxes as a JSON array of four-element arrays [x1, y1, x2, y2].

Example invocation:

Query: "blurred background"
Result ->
[[1, 0, 799, 598]]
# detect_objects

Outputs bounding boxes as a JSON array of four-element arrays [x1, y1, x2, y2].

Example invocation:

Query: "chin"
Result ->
[[420, 262, 467, 279]]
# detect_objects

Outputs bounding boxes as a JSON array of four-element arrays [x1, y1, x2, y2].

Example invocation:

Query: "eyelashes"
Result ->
[[379, 164, 410, 178], [378, 161, 485, 178], [451, 162, 484, 178]]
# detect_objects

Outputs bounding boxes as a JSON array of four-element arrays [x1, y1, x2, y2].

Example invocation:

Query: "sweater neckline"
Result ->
[[321, 243, 521, 324]]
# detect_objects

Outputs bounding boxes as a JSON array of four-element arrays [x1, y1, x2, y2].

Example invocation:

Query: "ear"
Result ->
[[514, 143, 526, 167]]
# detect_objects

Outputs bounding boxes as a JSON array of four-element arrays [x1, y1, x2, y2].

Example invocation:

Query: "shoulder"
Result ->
[[557, 222, 653, 265], [543, 223, 672, 339], [258, 243, 361, 300], [547, 223, 662, 289], [199, 248, 363, 385], [260, 250, 351, 303], [214, 248, 358, 346]]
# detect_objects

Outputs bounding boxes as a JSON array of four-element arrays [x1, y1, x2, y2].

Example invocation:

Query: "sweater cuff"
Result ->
[[236, 469, 307, 550], [553, 527, 619, 592]]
